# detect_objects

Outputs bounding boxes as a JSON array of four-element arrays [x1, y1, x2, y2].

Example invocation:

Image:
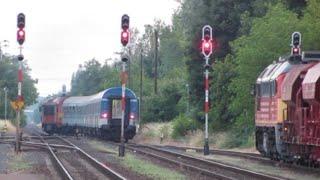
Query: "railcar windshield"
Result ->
[[112, 99, 122, 119], [43, 105, 55, 115], [130, 99, 138, 113], [101, 99, 109, 112]]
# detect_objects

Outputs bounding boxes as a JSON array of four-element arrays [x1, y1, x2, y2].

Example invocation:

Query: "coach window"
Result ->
[[261, 82, 270, 97], [256, 83, 261, 97], [271, 80, 276, 96]]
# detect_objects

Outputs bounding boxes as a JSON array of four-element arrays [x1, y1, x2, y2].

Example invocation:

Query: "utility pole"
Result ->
[[0, 40, 9, 61], [186, 84, 190, 115], [140, 48, 143, 124], [4, 87, 8, 129], [128, 48, 131, 89], [154, 29, 158, 94]]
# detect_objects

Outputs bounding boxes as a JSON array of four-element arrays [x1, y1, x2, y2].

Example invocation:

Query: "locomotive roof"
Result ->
[[63, 87, 137, 107], [42, 96, 67, 106], [257, 61, 291, 83]]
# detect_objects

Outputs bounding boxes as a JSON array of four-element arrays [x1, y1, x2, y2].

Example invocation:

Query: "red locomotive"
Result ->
[[41, 96, 68, 134], [255, 32, 320, 165]]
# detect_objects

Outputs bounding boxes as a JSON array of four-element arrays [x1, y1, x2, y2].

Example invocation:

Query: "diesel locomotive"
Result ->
[[255, 32, 320, 165]]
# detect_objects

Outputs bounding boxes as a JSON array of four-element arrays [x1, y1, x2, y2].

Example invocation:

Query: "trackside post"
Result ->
[[201, 25, 213, 156]]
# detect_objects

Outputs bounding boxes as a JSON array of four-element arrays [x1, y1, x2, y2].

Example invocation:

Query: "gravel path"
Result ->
[[0, 143, 12, 173]]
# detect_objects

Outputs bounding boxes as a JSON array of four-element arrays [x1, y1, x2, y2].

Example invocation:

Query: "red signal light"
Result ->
[[202, 40, 212, 56], [122, 31, 128, 38], [121, 30, 129, 46], [292, 47, 300, 55], [17, 29, 25, 45]]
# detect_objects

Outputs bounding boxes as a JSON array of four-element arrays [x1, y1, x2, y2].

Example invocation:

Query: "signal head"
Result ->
[[202, 39, 213, 57], [121, 53, 130, 62], [121, 30, 129, 46], [202, 25, 212, 41], [17, 54, 24, 61], [17, 29, 25, 45], [121, 14, 130, 30], [292, 32, 301, 47], [17, 13, 25, 29]]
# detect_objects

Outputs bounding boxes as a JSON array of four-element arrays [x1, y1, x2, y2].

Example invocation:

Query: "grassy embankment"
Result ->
[[135, 122, 256, 153]]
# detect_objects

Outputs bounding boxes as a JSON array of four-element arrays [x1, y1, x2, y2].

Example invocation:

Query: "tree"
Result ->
[[71, 59, 103, 95], [229, 3, 301, 138], [0, 55, 38, 121]]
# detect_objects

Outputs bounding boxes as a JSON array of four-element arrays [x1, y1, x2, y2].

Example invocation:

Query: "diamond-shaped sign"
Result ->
[[10, 100, 24, 110]]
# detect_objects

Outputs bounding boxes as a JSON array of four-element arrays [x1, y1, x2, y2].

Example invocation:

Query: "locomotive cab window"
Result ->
[[44, 105, 55, 115]]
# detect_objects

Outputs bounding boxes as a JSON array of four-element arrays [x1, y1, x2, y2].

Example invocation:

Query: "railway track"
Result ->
[[153, 144, 320, 175], [24, 126, 126, 180], [152, 145, 271, 163], [125, 143, 285, 180]]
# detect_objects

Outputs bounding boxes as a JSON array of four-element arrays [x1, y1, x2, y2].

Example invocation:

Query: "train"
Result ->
[[255, 34, 320, 165], [40, 87, 138, 141]]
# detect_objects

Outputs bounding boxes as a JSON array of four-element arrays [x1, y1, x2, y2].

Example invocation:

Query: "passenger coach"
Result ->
[[61, 87, 138, 141]]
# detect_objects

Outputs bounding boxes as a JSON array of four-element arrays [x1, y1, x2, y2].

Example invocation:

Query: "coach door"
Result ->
[[111, 98, 130, 126]]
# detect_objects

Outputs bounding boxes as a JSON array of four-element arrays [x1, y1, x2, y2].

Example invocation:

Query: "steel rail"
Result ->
[[21, 141, 76, 150], [152, 145, 269, 162], [126, 145, 233, 180], [56, 136, 126, 180], [128, 144, 286, 180], [30, 129, 74, 180], [46, 142, 74, 180]]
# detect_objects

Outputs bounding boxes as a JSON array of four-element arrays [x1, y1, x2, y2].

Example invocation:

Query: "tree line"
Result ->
[[70, 0, 320, 147], [0, 55, 38, 126]]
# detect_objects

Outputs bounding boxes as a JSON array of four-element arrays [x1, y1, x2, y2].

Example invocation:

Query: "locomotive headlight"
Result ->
[[130, 114, 135, 119]]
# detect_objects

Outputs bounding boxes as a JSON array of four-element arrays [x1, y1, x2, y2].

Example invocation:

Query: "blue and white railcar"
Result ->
[[62, 87, 138, 141]]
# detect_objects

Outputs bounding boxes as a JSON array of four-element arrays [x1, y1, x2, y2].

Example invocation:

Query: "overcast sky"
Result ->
[[0, 0, 179, 97]]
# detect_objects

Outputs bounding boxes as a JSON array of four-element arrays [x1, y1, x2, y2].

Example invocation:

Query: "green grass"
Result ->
[[7, 154, 32, 172], [145, 129, 157, 138], [88, 140, 186, 179], [120, 153, 186, 180]]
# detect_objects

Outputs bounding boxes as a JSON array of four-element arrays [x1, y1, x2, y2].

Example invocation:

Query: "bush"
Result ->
[[171, 114, 197, 139], [142, 81, 182, 123]]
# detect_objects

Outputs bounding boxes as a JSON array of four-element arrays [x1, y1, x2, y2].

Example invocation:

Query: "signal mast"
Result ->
[[119, 14, 130, 157], [201, 25, 213, 156]]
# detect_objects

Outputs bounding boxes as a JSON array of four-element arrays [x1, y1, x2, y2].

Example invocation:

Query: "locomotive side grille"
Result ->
[[302, 51, 320, 62]]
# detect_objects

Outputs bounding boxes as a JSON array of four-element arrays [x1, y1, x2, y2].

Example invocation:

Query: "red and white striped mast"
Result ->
[[119, 14, 130, 157], [201, 25, 213, 155], [15, 13, 26, 153]]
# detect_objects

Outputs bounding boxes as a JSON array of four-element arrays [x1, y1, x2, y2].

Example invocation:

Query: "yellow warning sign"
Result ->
[[10, 100, 24, 110]]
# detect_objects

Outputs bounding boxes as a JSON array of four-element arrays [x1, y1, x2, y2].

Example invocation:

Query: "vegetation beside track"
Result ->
[[67, 1, 320, 148], [88, 139, 185, 179], [7, 153, 32, 173]]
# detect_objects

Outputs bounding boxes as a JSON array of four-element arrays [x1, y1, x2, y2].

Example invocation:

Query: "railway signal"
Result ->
[[202, 26, 213, 57], [119, 14, 130, 157], [15, 13, 26, 153], [201, 25, 213, 156], [17, 13, 25, 29], [121, 14, 130, 46], [17, 13, 25, 46], [291, 32, 301, 56]]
